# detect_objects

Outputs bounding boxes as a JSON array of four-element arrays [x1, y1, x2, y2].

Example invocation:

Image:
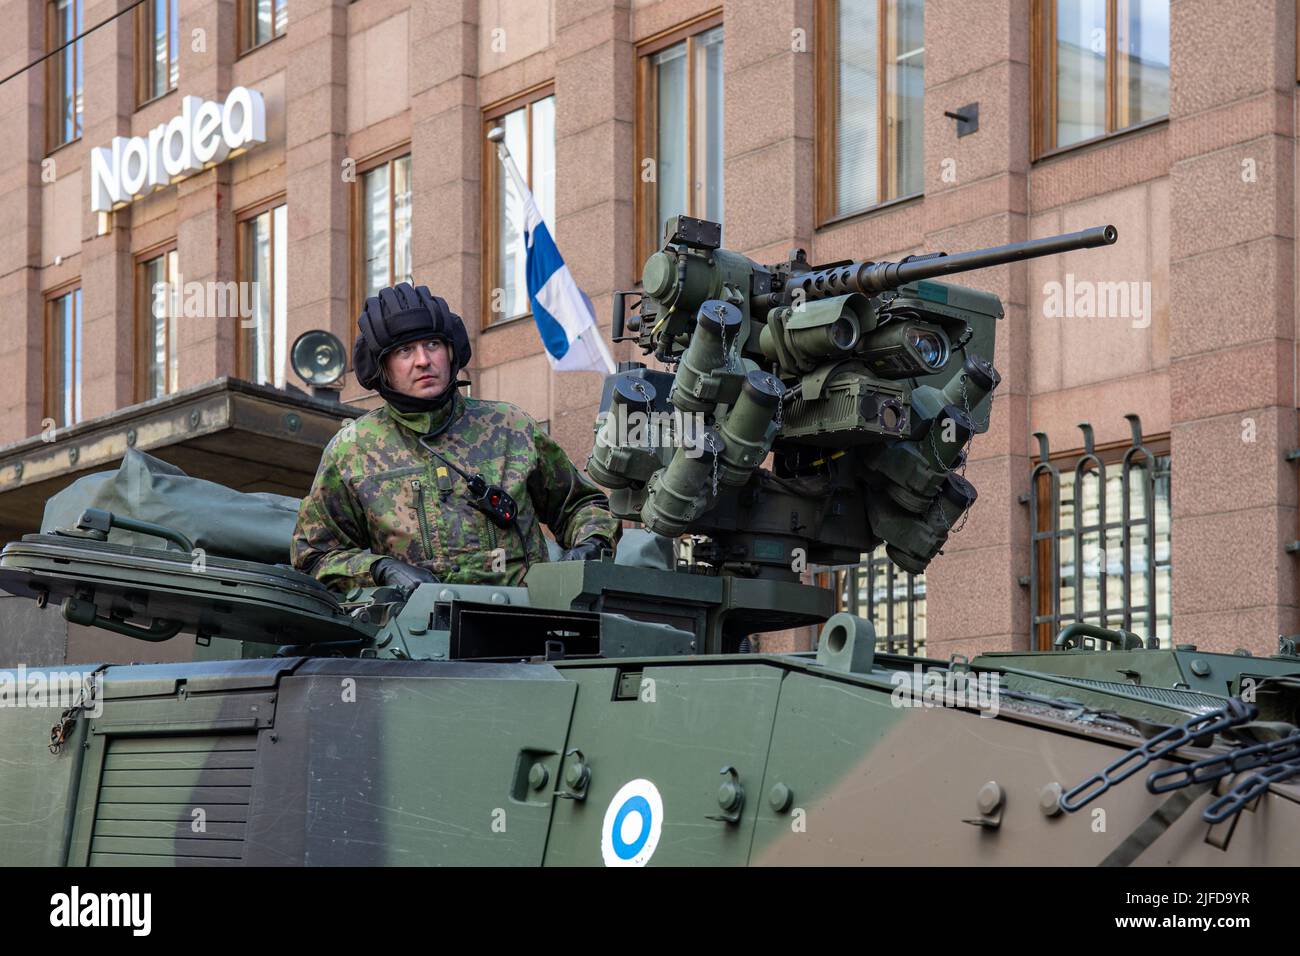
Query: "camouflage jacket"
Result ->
[[291, 393, 619, 593]]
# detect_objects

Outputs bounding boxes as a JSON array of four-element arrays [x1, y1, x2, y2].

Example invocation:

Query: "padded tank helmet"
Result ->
[[352, 282, 472, 391]]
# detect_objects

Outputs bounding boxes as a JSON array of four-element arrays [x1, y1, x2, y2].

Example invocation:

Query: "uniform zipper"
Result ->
[[411, 478, 433, 561]]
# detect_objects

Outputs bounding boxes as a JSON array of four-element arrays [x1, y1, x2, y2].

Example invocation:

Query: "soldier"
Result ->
[[292, 282, 619, 596]]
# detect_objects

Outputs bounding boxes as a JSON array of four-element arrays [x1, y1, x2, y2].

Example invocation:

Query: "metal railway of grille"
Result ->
[[89, 733, 256, 866], [1027, 414, 1170, 650]]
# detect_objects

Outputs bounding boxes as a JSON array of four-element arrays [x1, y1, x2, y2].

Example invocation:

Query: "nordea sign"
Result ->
[[90, 87, 266, 213]]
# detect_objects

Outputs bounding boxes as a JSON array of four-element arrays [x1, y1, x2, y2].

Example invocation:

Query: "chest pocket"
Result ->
[[445, 444, 537, 568], [437, 473, 491, 565], [352, 466, 428, 566]]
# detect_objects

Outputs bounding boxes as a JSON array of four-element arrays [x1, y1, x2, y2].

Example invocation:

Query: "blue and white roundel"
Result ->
[[601, 779, 664, 867]]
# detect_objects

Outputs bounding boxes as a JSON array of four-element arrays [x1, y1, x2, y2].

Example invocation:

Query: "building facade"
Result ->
[[1, 0, 1296, 659]]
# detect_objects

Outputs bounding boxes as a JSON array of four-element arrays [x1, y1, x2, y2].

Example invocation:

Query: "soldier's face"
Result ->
[[384, 339, 453, 399]]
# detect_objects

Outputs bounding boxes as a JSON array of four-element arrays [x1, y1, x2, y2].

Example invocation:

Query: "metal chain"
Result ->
[[631, 382, 653, 447], [708, 433, 721, 498], [952, 322, 975, 354], [760, 373, 784, 432], [1202, 759, 1300, 824], [49, 668, 106, 755], [929, 491, 973, 537], [1058, 698, 1258, 813], [1147, 730, 1300, 794], [927, 421, 962, 472], [948, 504, 973, 535], [719, 318, 737, 371], [632, 381, 651, 417], [961, 371, 990, 433]]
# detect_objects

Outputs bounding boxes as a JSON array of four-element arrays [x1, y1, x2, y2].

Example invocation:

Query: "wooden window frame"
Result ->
[[481, 81, 556, 331], [237, 0, 288, 57], [349, 145, 413, 322], [814, 0, 926, 226], [634, 10, 724, 268], [135, 0, 177, 108], [45, 0, 83, 155], [1031, 0, 1170, 160], [43, 279, 83, 429], [133, 240, 179, 403], [235, 193, 287, 384], [1030, 430, 1171, 650]]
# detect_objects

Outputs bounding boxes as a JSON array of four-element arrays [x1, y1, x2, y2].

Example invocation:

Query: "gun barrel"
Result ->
[[788, 224, 1117, 300]]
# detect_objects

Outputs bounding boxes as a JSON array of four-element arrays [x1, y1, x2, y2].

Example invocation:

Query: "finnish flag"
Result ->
[[498, 148, 615, 374]]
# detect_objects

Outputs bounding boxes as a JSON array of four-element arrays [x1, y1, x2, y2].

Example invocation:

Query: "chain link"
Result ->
[[717, 308, 737, 371], [49, 668, 105, 755], [1202, 759, 1300, 824], [631, 382, 653, 446], [1147, 730, 1300, 794], [1058, 698, 1258, 813], [707, 433, 720, 498]]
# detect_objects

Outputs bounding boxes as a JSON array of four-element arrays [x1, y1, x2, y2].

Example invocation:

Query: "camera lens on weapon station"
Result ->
[[906, 327, 948, 370], [830, 317, 858, 350]]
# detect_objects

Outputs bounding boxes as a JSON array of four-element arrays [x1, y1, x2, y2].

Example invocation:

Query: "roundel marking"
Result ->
[[601, 779, 664, 867]]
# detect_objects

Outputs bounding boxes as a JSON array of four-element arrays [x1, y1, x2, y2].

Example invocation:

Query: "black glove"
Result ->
[[371, 557, 439, 598], [559, 537, 610, 562]]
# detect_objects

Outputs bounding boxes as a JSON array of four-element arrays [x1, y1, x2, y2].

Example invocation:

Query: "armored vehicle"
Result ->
[[1, 220, 1297, 867]]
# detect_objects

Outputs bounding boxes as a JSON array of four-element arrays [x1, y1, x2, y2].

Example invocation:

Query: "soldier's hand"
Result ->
[[372, 557, 440, 598], [559, 537, 610, 562]]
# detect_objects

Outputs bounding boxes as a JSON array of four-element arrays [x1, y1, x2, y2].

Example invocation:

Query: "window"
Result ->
[[44, 286, 83, 429], [482, 87, 556, 326], [636, 14, 724, 263], [46, 0, 83, 151], [240, 0, 287, 53], [354, 151, 412, 315], [238, 202, 287, 388], [824, 547, 927, 655], [136, 0, 178, 105], [1033, 0, 1169, 156], [136, 247, 179, 401], [1028, 420, 1171, 650], [816, 0, 924, 222]]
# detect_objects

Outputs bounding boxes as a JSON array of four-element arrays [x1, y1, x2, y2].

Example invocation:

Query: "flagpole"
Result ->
[[486, 127, 530, 200], [486, 126, 616, 375]]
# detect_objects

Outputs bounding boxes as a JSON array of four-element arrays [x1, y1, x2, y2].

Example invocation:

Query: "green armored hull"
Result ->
[[1, 536, 1297, 867]]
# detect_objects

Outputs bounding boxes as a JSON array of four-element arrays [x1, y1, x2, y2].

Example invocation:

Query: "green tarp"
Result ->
[[41, 449, 302, 564]]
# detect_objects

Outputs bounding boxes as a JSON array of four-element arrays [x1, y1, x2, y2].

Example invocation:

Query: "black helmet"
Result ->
[[352, 282, 472, 391]]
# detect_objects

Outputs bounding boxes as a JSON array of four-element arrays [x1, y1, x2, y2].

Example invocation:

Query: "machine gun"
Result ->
[[593, 217, 1116, 582]]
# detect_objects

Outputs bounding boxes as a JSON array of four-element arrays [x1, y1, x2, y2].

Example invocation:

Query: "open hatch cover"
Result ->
[[0, 534, 372, 647]]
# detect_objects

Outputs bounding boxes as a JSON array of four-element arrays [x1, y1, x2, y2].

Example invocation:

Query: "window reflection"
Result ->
[[50, 0, 83, 148], [141, 250, 179, 399], [47, 289, 82, 429], [827, 0, 924, 218], [1047, 0, 1168, 153], [639, 25, 724, 258], [242, 205, 287, 388]]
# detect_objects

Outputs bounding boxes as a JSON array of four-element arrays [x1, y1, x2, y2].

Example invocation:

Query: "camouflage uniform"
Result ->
[[292, 393, 619, 593]]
